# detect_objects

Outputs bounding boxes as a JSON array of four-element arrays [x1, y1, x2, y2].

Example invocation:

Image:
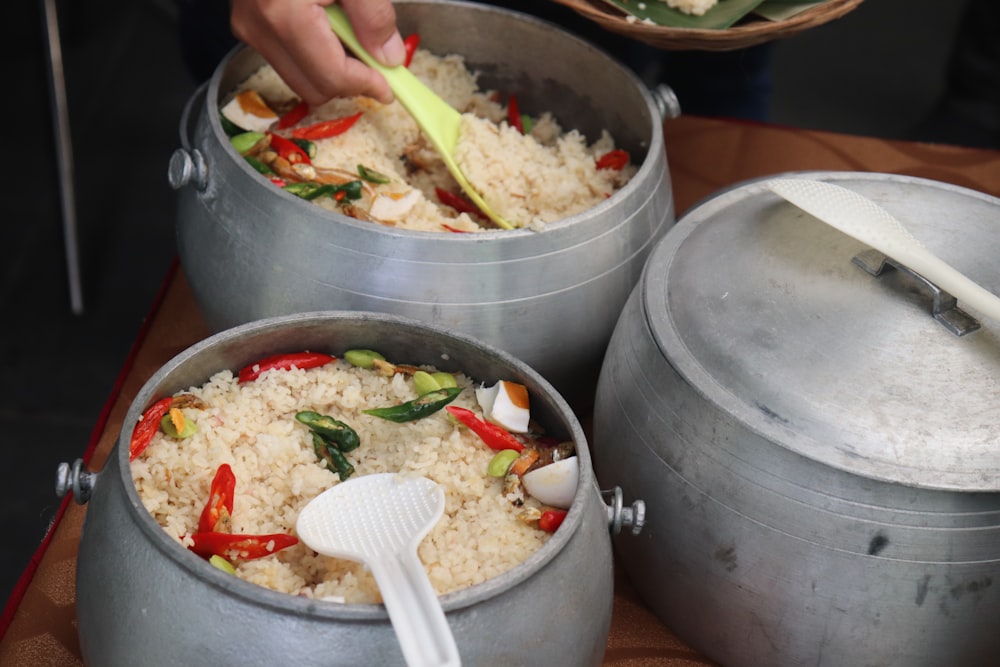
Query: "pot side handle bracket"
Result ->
[[602, 487, 645, 536], [55, 458, 97, 505], [168, 81, 210, 192], [852, 248, 981, 337]]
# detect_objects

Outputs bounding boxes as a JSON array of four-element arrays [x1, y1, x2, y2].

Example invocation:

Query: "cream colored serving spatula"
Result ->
[[326, 6, 512, 229], [766, 177, 1000, 323]]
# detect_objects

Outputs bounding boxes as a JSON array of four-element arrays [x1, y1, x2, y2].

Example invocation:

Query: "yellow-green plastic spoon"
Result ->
[[326, 6, 512, 229]]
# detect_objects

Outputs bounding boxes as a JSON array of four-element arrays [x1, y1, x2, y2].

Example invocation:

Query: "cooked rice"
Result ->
[[131, 358, 552, 603], [660, 0, 718, 16], [231, 47, 635, 231]]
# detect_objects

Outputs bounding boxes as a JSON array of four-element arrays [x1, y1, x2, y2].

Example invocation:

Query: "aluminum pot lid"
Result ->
[[642, 171, 1000, 491]]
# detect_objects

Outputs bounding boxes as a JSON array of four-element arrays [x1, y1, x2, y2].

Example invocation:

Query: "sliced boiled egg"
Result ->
[[369, 189, 421, 222], [221, 90, 278, 133], [476, 380, 530, 433], [521, 457, 578, 509]]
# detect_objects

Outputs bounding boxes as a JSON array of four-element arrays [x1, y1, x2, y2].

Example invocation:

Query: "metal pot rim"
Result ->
[[641, 170, 1000, 491], [200, 0, 665, 239], [114, 310, 595, 619]]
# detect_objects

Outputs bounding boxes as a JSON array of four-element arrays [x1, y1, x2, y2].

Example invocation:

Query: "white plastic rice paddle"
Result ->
[[296, 473, 461, 667], [766, 177, 1000, 323]]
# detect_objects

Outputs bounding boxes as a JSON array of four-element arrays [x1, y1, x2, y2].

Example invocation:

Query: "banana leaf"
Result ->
[[754, 1, 826, 22], [596, 0, 767, 29]]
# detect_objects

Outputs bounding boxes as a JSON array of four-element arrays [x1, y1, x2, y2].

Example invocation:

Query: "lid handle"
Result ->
[[852, 248, 981, 337]]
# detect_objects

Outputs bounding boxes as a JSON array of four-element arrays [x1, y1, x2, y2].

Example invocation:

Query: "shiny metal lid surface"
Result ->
[[643, 171, 1000, 491]]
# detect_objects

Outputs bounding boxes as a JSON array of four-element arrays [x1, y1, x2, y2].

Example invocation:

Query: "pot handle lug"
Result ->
[[55, 458, 97, 505], [168, 148, 208, 191], [853, 248, 982, 336], [169, 80, 210, 191], [602, 487, 646, 536], [650, 83, 681, 121]]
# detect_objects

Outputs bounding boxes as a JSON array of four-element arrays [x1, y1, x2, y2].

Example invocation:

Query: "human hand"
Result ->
[[229, 0, 405, 105]]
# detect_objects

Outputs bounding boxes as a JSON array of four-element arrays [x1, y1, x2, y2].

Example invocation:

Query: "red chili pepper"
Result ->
[[441, 224, 468, 233], [129, 396, 173, 461], [507, 94, 524, 134], [595, 148, 630, 171], [267, 132, 311, 165], [198, 464, 236, 534], [403, 34, 420, 68], [434, 187, 486, 220], [268, 176, 287, 187], [237, 351, 335, 383], [277, 100, 309, 129], [290, 112, 363, 141], [188, 532, 299, 561], [446, 405, 524, 452], [538, 509, 568, 533]]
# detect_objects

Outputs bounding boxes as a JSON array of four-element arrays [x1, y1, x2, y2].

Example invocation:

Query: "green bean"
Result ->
[[230, 131, 266, 155], [209, 554, 236, 574], [412, 370, 442, 396], [431, 372, 458, 389], [344, 349, 386, 368], [160, 412, 197, 438], [487, 449, 520, 477]]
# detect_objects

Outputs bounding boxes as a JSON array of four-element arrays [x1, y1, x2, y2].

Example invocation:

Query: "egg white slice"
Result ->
[[522, 457, 578, 509], [221, 90, 278, 133], [475, 380, 530, 433]]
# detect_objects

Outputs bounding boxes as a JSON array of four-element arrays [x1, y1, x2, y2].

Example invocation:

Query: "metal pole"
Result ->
[[42, 0, 84, 315]]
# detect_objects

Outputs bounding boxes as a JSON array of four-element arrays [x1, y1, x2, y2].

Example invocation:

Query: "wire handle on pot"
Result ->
[[766, 178, 1000, 325]]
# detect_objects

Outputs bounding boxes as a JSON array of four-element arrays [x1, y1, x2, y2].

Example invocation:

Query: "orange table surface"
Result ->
[[2, 115, 998, 666]]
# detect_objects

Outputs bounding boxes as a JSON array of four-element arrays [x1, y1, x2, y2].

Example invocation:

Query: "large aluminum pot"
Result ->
[[59, 311, 633, 666], [593, 172, 1000, 666], [168, 0, 677, 410]]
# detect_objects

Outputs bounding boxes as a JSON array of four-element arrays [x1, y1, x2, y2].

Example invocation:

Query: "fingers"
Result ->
[[339, 0, 405, 68], [229, 0, 400, 106]]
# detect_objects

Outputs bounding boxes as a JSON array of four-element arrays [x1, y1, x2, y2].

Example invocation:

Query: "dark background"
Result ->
[[2, 0, 991, 611]]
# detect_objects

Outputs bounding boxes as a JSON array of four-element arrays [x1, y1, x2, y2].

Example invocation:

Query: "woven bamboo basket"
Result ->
[[550, 0, 864, 51]]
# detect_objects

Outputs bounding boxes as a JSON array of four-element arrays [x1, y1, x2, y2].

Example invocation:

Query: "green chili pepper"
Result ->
[[291, 137, 317, 159], [296, 411, 361, 451], [219, 113, 244, 137], [244, 155, 274, 175], [364, 386, 463, 423], [412, 370, 441, 396], [230, 131, 266, 155], [358, 164, 392, 184], [283, 182, 330, 200], [334, 180, 364, 201], [344, 349, 386, 368], [284, 181, 364, 202], [311, 433, 355, 481]]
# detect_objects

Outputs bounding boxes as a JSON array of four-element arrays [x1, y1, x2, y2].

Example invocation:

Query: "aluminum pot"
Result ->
[[58, 311, 644, 666], [592, 172, 1000, 667], [168, 0, 678, 410]]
